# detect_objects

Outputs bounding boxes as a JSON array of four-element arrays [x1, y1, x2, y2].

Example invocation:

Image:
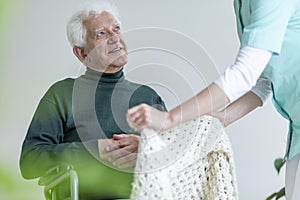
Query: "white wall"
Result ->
[[0, 0, 288, 199]]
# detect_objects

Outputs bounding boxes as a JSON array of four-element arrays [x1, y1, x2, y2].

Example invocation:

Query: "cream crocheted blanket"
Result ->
[[130, 116, 238, 200]]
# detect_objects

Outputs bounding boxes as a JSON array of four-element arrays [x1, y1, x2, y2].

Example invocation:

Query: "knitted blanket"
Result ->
[[130, 116, 238, 200]]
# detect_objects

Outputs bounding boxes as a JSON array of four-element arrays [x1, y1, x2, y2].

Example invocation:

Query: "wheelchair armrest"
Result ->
[[38, 164, 79, 200], [38, 164, 74, 186]]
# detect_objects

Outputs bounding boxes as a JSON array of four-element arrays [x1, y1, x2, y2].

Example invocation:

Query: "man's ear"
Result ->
[[73, 46, 86, 62]]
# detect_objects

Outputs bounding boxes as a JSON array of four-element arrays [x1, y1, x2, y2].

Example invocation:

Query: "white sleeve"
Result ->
[[251, 75, 272, 104], [214, 46, 272, 102]]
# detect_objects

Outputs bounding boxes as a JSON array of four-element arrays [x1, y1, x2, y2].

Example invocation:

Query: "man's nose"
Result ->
[[107, 32, 120, 44]]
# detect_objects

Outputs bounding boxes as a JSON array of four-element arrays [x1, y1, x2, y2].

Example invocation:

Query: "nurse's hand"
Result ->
[[127, 104, 171, 132]]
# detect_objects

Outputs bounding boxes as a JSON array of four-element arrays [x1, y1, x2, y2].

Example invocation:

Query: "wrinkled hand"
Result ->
[[127, 103, 170, 131], [98, 134, 139, 169]]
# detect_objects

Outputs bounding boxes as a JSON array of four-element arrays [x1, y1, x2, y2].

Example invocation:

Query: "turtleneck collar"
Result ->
[[84, 68, 125, 83]]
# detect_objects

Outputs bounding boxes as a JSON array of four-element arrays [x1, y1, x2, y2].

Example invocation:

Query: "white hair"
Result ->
[[66, 1, 120, 47]]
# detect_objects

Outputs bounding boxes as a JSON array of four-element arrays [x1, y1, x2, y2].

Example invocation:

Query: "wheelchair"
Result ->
[[38, 163, 132, 200], [38, 164, 79, 200]]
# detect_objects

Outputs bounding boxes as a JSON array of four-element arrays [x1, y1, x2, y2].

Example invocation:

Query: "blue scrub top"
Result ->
[[234, 0, 300, 159]]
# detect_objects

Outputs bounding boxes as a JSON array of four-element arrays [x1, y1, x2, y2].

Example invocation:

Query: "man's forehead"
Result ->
[[84, 12, 119, 29]]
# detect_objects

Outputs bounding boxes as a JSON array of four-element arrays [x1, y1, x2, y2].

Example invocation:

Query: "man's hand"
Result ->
[[98, 134, 139, 169]]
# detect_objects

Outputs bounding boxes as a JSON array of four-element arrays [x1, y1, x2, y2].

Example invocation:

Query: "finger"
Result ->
[[113, 153, 137, 168], [127, 107, 149, 131], [102, 139, 123, 157], [118, 159, 137, 169], [99, 139, 118, 159], [115, 136, 139, 147], [126, 117, 141, 131], [113, 137, 134, 148], [100, 147, 121, 161], [104, 140, 123, 152], [107, 142, 138, 162], [135, 113, 152, 127], [128, 111, 145, 125], [106, 148, 132, 162], [117, 135, 139, 147], [134, 117, 152, 131], [114, 133, 140, 138], [127, 109, 149, 129], [127, 104, 144, 115], [127, 104, 149, 122], [112, 134, 126, 140], [109, 136, 138, 152]]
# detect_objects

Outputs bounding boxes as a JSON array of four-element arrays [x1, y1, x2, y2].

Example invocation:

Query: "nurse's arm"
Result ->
[[211, 91, 262, 127]]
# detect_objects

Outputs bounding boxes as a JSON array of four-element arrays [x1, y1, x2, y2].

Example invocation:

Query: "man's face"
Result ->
[[83, 11, 128, 72]]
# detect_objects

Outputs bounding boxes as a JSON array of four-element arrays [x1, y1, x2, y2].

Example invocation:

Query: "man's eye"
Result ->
[[114, 26, 121, 32], [97, 31, 105, 38]]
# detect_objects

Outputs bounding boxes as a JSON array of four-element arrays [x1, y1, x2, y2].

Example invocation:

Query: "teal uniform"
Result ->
[[234, 0, 300, 159]]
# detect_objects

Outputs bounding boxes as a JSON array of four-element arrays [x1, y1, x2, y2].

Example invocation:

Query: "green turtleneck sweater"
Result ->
[[20, 68, 166, 199]]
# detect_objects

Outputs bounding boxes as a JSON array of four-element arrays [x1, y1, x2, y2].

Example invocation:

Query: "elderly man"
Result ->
[[20, 3, 166, 200]]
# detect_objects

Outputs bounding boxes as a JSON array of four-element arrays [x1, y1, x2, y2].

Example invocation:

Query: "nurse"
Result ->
[[127, 0, 300, 199]]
